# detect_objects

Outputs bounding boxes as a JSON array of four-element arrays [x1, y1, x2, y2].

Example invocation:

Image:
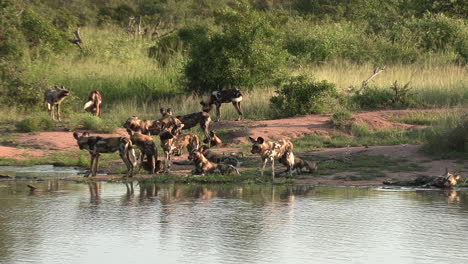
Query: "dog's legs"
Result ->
[[201, 120, 211, 147], [94, 154, 100, 177], [50, 105, 55, 120], [261, 158, 268, 177], [149, 155, 155, 174], [233, 101, 243, 121], [57, 104, 61, 121], [215, 104, 221, 122], [120, 147, 134, 178], [85, 155, 93, 177], [271, 158, 275, 181]]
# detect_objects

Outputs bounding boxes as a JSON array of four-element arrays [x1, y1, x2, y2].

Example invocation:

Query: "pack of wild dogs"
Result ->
[[46, 86, 460, 188]]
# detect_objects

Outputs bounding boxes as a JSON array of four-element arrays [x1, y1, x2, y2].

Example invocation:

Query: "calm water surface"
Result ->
[[1, 181, 467, 264]]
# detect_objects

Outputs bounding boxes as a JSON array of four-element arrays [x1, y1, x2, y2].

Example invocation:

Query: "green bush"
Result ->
[[424, 115, 468, 155], [16, 114, 55, 132], [331, 111, 353, 130], [180, 1, 287, 93], [69, 114, 118, 133], [352, 81, 416, 109], [270, 75, 338, 117]]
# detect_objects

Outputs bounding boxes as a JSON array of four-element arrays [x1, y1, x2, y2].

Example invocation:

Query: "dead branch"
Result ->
[[359, 66, 385, 93]]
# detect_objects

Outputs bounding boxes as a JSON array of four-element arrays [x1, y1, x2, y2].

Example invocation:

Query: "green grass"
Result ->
[[292, 125, 427, 152], [318, 154, 426, 180]]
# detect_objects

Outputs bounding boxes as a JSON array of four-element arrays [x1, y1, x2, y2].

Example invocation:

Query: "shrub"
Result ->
[[69, 114, 118, 133], [331, 111, 353, 130], [352, 81, 416, 109], [16, 113, 55, 132], [270, 75, 338, 117], [180, 1, 287, 93], [423, 115, 468, 155]]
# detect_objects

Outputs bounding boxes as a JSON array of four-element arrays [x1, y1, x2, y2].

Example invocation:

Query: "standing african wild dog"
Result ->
[[160, 108, 212, 145], [44, 85, 70, 121], [124, 115, 184, 136], [249, 137, 294, 180], [189, 148, 239, 175], [83, 90, 102, 117], [126, 129, 158, 174], [73, 132, 137, 177], [200, 88, 243, 122], [159, 131, 202, 172]]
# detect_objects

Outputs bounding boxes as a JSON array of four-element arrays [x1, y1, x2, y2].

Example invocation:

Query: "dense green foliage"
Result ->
[[180, 2, 287, 93], [270, 75, 339, 116], [0, 0, 467, 116], [424, 115, 468, 155]]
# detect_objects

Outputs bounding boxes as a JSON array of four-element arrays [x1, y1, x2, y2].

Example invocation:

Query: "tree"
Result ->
[[180, 0, 287, 94]]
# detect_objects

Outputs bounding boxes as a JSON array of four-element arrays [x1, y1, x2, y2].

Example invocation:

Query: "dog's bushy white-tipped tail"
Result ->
[[83, 100, 94, 110]]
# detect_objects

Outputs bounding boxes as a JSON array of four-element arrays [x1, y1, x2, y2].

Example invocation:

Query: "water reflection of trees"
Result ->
[[137, 183, 316, 204]]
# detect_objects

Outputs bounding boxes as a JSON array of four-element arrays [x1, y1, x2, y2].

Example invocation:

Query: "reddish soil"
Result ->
[[1, 109, 465, 185]]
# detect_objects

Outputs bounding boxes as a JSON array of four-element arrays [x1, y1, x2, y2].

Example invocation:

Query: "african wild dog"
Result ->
[[73, 132, 136, 177], [199, 145, 239, 167], [83, 90, 102, 117], [159, 131, 200, 172], [200, 89, 243, 122], [414, 170, 461, 188], [124, 115, 184, 136], [203, 130, 223, 147], [160, 108, 212, 145], [124, 116, 160, 135], [189, 148, 239, 175], [141, 159, 165, 174], [249, 136, 294, 180], [44, 85, 70, 121], [279, 150, 318, 175], [383, 169, 461, 188], [126, 129, 158, 174]]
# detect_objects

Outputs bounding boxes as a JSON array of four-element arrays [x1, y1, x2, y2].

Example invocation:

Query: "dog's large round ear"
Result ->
[[54, 85, 58, 89], [61, 85, 65, 89], [73, 131, 79, 140], [83, 132, 90, 137], [257, 137, 265, 144], [159, 108, 166, 114]]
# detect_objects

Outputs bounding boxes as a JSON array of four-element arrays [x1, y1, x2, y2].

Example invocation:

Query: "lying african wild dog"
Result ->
[[83, 90, 102, 117], [249, 136, 294, 180], [189, 148, 239, 175], [44, 85, 70, 121], [200, 88, 243, 122], [199, 145, 239, 167], [141, 159, 165, 174], [203, 130, 223, 147], [160, 107, 212, 145], [73, 131, 136, 177], [384, 169, 461, 188], [279, 151, 318, 174], [126, 129, 158, 174]]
